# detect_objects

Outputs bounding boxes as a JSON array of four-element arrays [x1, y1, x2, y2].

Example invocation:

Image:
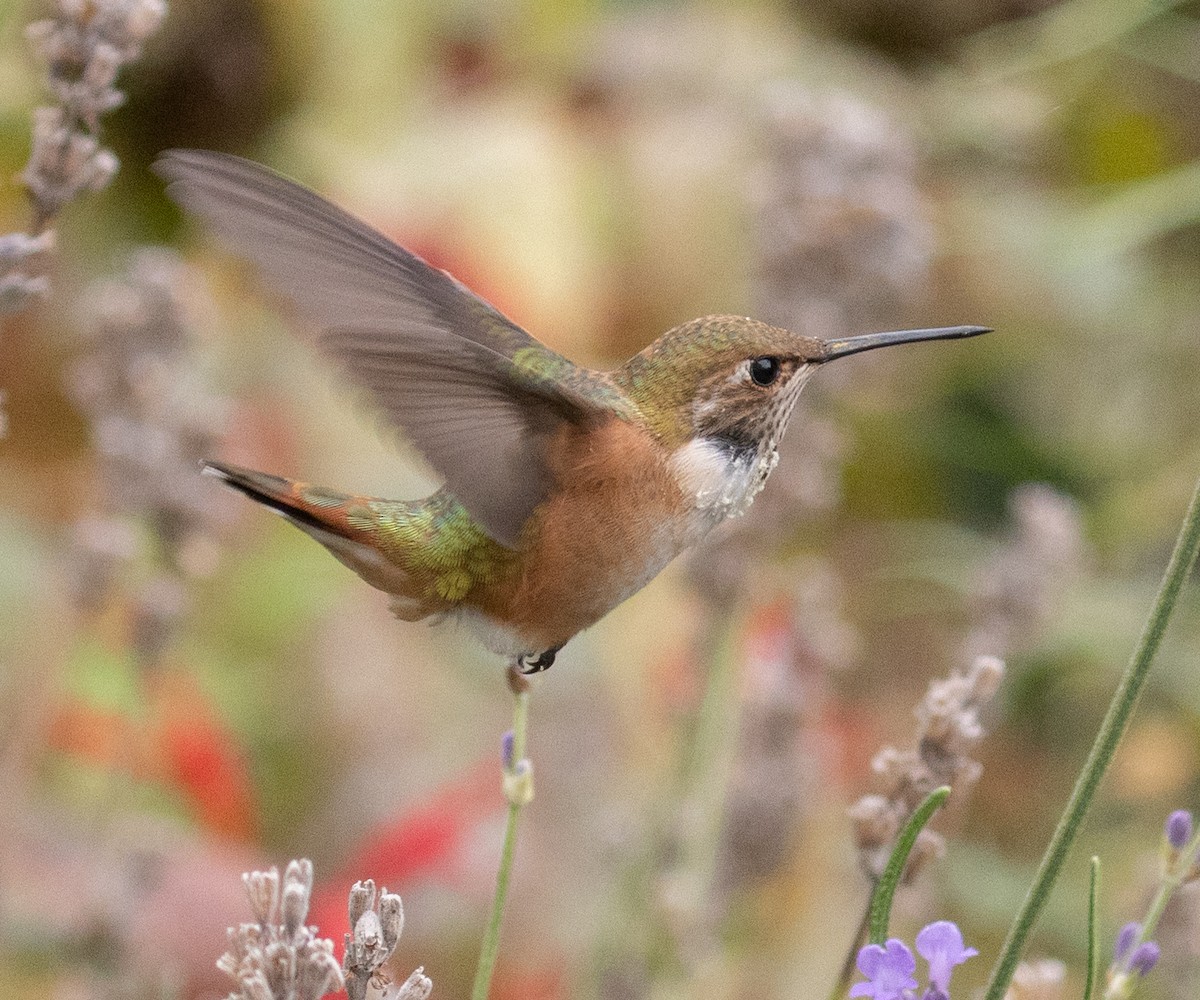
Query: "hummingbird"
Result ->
[[156, 150, 988, 674]]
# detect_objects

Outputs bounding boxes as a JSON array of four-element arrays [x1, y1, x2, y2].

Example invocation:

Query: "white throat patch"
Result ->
[[669, 363, 814, 525]]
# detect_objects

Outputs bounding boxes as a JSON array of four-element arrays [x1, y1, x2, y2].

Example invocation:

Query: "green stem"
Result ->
[[982, 474, 1200, 1000], [471, 683, 532, 1000], [869, 787, 951, 944], [1084, 857, 1100, 1000]]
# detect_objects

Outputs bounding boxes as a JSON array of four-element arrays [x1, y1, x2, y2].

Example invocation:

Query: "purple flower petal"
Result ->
[[1113, 922, 1141, 964], [1130, 941, 1160, 977], [1165, 810, 1193, 850], [851, 939, 918, 1000], [915, 921, 978, 992]]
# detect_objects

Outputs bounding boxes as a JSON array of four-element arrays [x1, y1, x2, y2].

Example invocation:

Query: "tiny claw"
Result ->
[[516, 648, 557, 675]]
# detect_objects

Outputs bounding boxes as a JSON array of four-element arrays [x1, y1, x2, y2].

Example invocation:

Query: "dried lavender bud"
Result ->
[[347, 880, 375, 932], [64, 248, 228, 655], [0, 230, 55, 266], [221, 861, 346, 1000], [967, 654, 1006, 702], [2, 0, 166, 323], [353, 909, 384, 957], [0, 221, 55, 315], [295, 946, 342, 1000], [378, 891, 404, 952], [848, 794, 900, 851], [243, 868, 280, 926], [0, 272, 51, 313], [850, 656, 1005, 879], [239, 971, 273, 1000], [342, 875, 427, 1000], [394, 968, 433, 1000], [281, 876, 311, 937]]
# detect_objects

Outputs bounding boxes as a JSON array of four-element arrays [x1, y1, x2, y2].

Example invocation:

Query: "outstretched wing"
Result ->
[[156, 149, 629, 547]]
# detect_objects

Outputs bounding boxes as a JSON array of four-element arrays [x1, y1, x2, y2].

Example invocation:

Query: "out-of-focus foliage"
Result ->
[[2, 1, 1199, 999]]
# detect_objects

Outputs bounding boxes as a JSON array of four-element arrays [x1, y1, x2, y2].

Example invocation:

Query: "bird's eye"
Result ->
[[749, 356, 781, 387]]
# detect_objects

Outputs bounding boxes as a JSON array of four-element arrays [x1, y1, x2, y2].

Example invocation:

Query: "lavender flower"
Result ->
[[64, 249, 228, 663], [851, 939, 918, 1000], [849, 655, 1005, 881], [851, 922, 977, 1000], [1127, 942, 1159, 977], [23, 0, 166, 227], [218, 860, 344, 1000], [1164, 809, 1193, 851], [916, 921, 978, 993], [1113, 922, 1140, 964], [343, 878, 431, 1000], [1106, 921, 1161, 999], [0, 231, 54, 316], [1, 0, 166, 319]]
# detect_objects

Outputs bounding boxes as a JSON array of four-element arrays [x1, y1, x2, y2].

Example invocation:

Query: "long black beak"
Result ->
[[817, 325, 991, 362]]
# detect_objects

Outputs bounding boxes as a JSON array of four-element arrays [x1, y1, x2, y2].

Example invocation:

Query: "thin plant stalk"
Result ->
[[1085, 856, 1100, 1000], [868, 787, 951, 944], [982, 473, 1200, 1000], [471, 673, 532, 1000]]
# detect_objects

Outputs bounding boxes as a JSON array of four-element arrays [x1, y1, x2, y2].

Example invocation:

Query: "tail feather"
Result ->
[[202, 459, 419, 599], [202, 461, 345, 536]]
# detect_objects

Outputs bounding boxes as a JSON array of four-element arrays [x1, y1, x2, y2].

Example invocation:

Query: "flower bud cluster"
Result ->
[[343, 879, 431, 1000], [64, 249, 228, 662], [217, 860, 345, 1000], [1, 0, 165, 322], [1104, 921, 1160, 999], [22, 0, 165, 225], [849, 655, 1005, 881]]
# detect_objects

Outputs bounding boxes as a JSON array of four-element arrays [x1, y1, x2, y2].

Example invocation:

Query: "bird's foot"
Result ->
[[516, 647, 558, 675]]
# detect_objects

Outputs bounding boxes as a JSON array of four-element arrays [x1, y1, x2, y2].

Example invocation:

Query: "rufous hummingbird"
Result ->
[[156, 150, 988, 674]]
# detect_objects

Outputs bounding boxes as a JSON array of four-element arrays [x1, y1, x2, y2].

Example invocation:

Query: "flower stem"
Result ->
[[869, 786, 951, 944], [1102, 822, 1200, 1000], [1084, 856, 1100, 1000], [471, 671, 532, 1000], [982, 473, 1200, 1000]]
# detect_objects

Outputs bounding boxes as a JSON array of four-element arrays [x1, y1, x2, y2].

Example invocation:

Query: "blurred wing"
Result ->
[[156, 149, 627, 546]]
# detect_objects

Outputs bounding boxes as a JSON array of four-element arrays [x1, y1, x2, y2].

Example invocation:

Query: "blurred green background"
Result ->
[[2, 0, 1200, 998]]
